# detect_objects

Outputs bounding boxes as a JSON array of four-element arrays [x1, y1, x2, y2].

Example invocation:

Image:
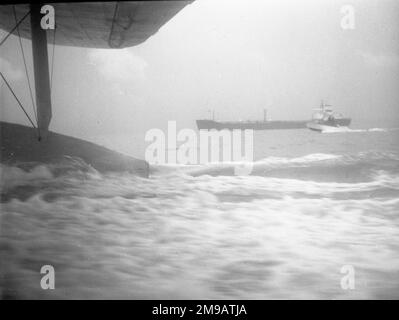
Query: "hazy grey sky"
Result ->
[[1, 0, 399, 156]]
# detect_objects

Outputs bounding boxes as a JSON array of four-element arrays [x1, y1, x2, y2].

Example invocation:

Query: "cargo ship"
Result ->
[[196, 109, 307, 130], [306, 101, 351, 132]]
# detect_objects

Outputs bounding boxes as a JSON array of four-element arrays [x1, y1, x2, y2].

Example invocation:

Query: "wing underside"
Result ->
[[0, 1, 193, 49]]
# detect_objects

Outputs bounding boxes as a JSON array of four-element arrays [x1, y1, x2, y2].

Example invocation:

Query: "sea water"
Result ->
[[1, 127, 399, 299]]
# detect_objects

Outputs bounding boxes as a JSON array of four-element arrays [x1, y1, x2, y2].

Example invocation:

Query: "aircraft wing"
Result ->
[[0, 1, 193, 49]]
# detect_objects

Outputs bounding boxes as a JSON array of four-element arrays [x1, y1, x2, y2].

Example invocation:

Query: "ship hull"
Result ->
[[306, 118, 351, 132], [196, 119, 307, 131]]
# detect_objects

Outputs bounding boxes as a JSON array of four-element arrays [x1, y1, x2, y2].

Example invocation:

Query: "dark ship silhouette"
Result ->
[[196, 109, 307, 131]]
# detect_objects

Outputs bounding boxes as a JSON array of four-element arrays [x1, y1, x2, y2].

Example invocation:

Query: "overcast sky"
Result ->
[[1, 0, 399, 156]]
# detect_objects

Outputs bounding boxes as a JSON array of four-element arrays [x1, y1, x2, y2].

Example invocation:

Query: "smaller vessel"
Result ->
[[306, 101, 351, 132]]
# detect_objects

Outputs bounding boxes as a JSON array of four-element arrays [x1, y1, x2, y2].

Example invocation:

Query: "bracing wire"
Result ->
[[12, 6, 38, 127], [0, 9, 30, 47], [0, 7, 40, 138], [0, 71, 37, 129]]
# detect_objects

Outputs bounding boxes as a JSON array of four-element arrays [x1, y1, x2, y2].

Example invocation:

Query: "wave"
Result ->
[[3, 151, 398, 180], [321, 127, 399, 134], [2, 159, 399, 299], [2, 161, 399, 205], [2, 180, 399, 299], [0, 156, 103, 202], [161, 151, 399, 182], [2, 150, 399, 299], [1, 151, 399, 204], [204, 171, 399, 203], [1, 155, 100, 179], [150, 153, 341, 177]]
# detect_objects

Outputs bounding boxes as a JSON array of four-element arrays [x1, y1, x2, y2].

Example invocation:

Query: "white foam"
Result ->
[[322, 127, 365, 133], [0, 164, 53, 190], [151, 153, 343, 177], [321, 127, 397, 134], [2, 169, 399, 299], [368, 128, 387, 132]]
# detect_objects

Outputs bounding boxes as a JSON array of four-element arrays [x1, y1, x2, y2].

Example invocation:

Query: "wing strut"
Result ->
[[30, 3, 52, 139]]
